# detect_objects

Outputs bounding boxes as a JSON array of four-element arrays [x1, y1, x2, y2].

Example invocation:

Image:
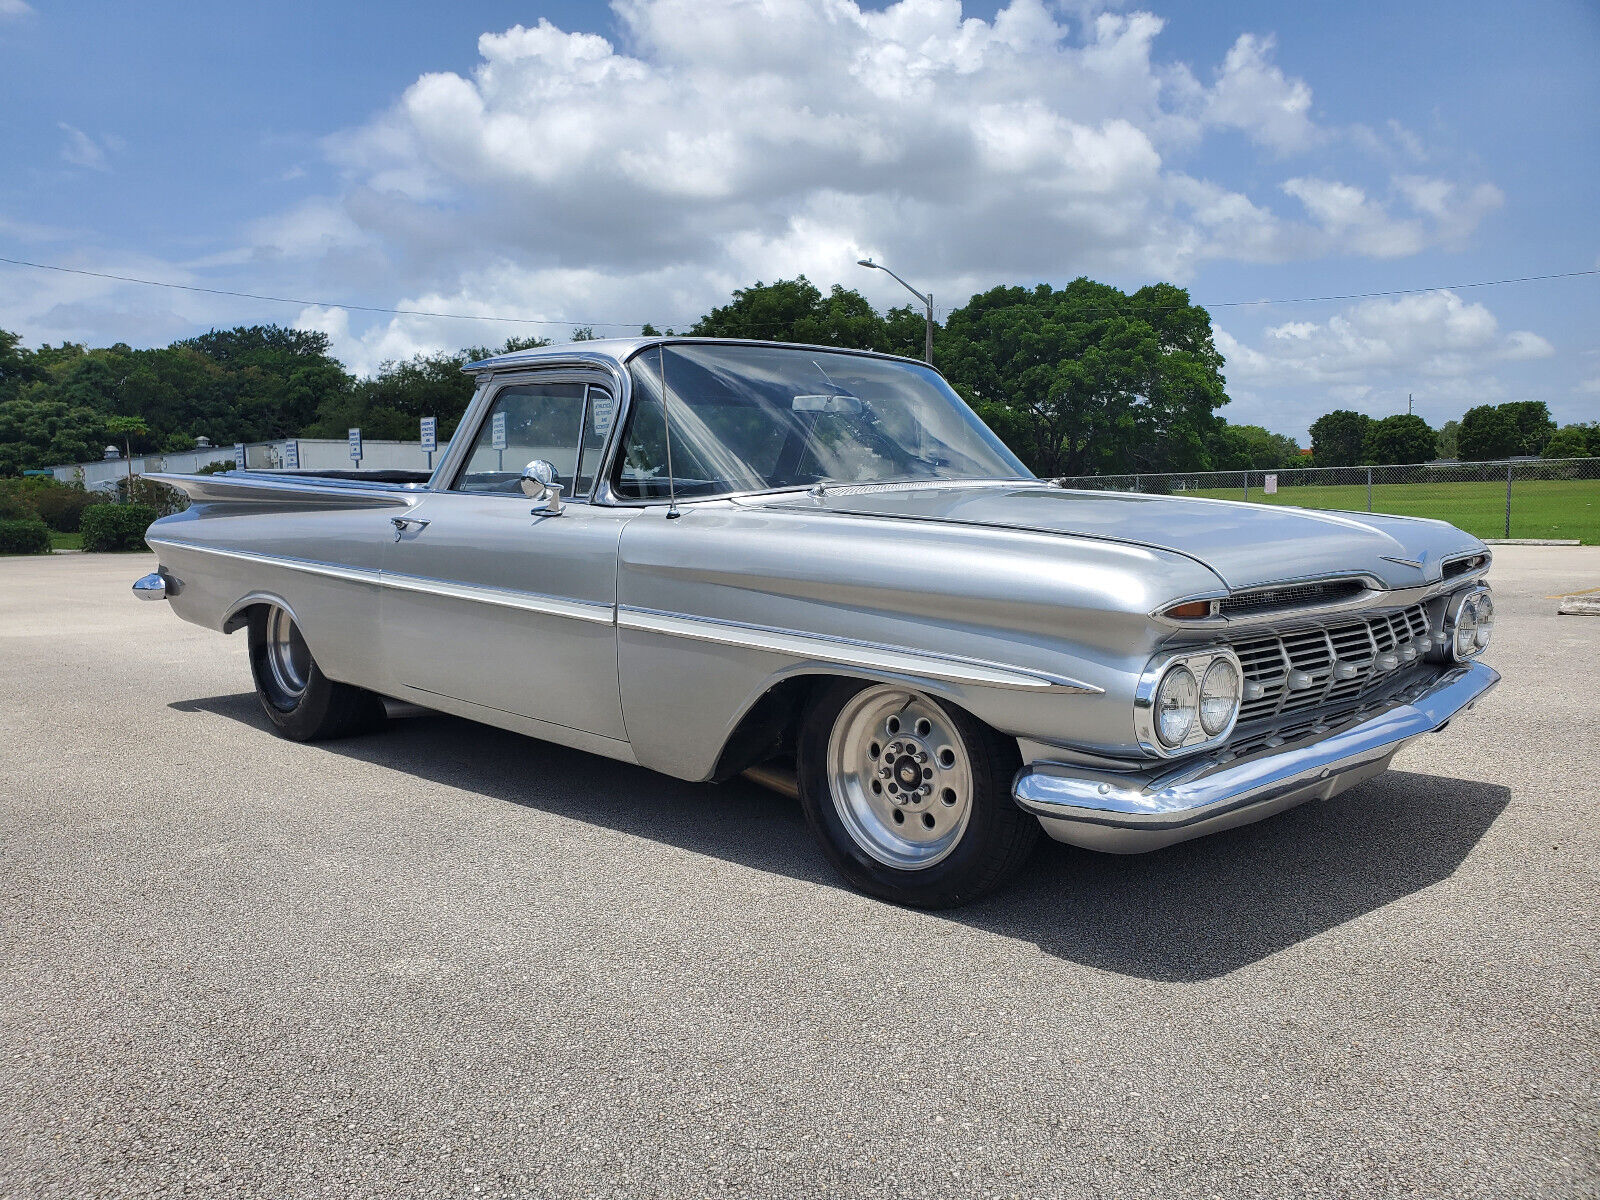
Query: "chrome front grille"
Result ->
[[1230, 603, 1434, 725]]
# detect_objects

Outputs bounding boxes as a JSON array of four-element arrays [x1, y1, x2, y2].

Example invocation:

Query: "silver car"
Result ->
[[136, 338, 1498, 907]]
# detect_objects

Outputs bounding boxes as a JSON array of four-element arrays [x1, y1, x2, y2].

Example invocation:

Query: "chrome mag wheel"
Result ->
[[825, 685, 975, 870], [263, 606, 313, 704]]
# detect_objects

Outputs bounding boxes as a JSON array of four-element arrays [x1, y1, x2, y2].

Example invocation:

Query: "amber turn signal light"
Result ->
[[1163, 600, 1212, 620]]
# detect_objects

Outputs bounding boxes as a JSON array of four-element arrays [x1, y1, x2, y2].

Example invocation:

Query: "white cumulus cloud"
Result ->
[[1218, 290, 1554, 387], [240, 0, 1507, 373]]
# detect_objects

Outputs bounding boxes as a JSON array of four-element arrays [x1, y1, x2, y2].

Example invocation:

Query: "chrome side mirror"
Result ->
[[520, 459, 564, 515]]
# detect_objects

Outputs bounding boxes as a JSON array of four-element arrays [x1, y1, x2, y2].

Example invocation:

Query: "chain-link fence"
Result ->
[[1052, 457, 1600, 544]]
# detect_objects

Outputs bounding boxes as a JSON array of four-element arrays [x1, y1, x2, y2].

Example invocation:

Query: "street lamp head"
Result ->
[[857, 258, 876, 268]]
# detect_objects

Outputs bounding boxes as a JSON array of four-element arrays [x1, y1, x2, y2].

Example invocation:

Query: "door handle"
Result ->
[[390, 516, 430, 541]]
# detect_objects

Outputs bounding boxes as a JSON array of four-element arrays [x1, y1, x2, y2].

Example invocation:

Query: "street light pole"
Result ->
[[857, 259, 933, 364]]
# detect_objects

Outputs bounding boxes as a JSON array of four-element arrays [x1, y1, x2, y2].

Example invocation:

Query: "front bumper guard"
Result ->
[[1013, 660, 1499, 854]]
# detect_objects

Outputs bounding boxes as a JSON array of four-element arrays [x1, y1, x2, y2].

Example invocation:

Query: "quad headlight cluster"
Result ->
[[1135, 646, 1244, 758], [1444, 586, 1494, 661]]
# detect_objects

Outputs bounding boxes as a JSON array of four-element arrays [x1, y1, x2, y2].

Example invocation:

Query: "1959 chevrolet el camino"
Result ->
[[136, 338, 1498, 907]]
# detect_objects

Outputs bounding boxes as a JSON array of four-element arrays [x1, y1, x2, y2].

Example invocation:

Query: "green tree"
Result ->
[[937, 280, 1228, 476], [1362, 414, 1437, 465], [1308, 410, 1373, 467], [1498, 400, 1555, 456], [689, 276, 924, 358], [1457, 404, 1520, 460], [1436, 418, 1460, 460], [1212, 423, 1301, 470], [1542, 424, 1598, 459]]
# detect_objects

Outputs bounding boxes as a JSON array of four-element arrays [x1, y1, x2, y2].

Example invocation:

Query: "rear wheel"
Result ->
[[797, 680, 1039, 908], [247, 605, 385, 741]]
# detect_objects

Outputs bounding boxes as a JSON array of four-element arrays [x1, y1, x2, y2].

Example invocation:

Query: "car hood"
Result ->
[[752, 482, 1485, 591]]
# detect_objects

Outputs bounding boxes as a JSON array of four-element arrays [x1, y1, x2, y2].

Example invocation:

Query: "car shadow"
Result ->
[[170, 693, 1511, 982]]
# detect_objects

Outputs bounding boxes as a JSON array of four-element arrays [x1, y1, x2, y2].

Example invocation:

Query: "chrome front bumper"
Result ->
[[1013, 660, 1499, 854]]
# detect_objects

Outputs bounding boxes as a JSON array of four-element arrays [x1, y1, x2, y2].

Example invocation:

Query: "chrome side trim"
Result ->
[[379, 569, 613, 624], [1013, 660, 1499, 852], [147, 537, 381, 587], [147, 537, 612, 625], [617, 607, 1100, 694]]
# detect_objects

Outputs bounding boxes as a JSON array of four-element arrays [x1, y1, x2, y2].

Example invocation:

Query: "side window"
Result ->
[[452, 382, 608, 496]]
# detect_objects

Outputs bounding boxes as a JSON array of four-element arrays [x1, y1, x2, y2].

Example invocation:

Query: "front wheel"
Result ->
[[247, 605, 386, 741], [797, 680, 1039, 908]]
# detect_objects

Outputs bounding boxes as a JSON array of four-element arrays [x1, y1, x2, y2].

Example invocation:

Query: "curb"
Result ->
[[1484, 538, 1581, 546], [1559, 597, 1600, 616]]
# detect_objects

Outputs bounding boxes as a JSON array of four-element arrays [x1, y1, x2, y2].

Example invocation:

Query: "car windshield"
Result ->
[[613, 343, 1031, 500]]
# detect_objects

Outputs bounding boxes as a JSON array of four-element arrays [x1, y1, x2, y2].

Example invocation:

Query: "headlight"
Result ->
[[1472, 593, 1494, 650], [1444, 585, 1493, 661], [1199, 658, 1241, 736], [1154, 666, 1199, 747]]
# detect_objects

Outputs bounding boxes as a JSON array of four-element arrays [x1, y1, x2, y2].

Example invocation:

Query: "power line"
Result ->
[[0, 256, 650, 329], [1, 253, 1595, 330], [1206, 268, 1600, 308]]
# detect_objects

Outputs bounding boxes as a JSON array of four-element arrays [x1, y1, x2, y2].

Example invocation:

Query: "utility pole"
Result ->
[[857, 259, 934, 365], [1408, 393, 1413, 416]]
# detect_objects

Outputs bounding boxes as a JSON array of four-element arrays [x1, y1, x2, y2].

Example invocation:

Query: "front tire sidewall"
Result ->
[[797, 679, 1035, 908]]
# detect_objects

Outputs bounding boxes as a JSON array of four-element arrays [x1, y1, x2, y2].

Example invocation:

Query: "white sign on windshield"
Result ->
[[420, 416, 437, 451], [491, 411, 508, 451], [348, 428, 362, 463]]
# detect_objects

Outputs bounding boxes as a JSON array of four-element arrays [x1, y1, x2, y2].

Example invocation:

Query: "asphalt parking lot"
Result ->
[[2, 548, 1597, 1198]]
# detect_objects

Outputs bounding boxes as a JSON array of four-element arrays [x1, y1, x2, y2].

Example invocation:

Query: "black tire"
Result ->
[[796, 678, 1039, 908], [247, 605, 386, 742]]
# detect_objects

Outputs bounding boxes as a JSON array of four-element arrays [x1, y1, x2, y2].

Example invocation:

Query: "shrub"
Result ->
[[28, 485, 105, 532], [195, 459, 236, 475], [110, 475, 188, 516], [0, 517, 52, 555], [81, 503, 158, 552]]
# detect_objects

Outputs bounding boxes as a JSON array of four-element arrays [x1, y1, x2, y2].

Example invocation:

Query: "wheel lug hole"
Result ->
[[921, 812, 936, 829], [892, 809, 905, 825], [915, 719, 932, 737], [938, 748, 955, 768], [940, 788, 957, 806]]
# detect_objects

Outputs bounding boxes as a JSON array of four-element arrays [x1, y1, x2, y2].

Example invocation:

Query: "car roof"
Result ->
[[462, 337, 932, 375]]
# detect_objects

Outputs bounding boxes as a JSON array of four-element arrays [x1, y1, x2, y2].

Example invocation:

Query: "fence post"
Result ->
[[1134, 472, 1140, 492], [1505, 462, 1513, 538], [1243, 472, 1249, 501], [1366, 466, 1373, 512]]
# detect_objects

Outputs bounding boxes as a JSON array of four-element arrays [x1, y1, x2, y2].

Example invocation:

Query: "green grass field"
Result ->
[[49, 531, 83, 551], [1188, 478, 1599, 544]]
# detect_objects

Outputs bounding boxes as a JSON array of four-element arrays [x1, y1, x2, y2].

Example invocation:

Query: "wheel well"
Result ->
[[710, 675, 827, 782], [223, 601, 265, 634]]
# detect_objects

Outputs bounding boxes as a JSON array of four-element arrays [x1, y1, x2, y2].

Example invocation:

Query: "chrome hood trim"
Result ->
[[752, 482, 1486, 592]]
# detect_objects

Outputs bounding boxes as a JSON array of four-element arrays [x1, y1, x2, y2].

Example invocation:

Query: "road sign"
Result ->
[[491, 411, 507, 451], [233, 443, 246, 469], [283, 440, 299, 469], [348, 428, 363, 463], [420, 416, 437, 451]]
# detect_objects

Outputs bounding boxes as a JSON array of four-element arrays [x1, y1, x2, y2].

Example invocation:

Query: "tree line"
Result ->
[[1306, 401, 1596, 468], [2, 275, 1592, 480]]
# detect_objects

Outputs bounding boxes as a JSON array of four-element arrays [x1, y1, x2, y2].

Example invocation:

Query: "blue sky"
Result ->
[[1, 0, 1596, 440]]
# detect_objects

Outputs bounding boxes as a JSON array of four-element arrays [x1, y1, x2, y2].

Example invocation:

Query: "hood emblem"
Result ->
[[1381, 553, 1427, 570]]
